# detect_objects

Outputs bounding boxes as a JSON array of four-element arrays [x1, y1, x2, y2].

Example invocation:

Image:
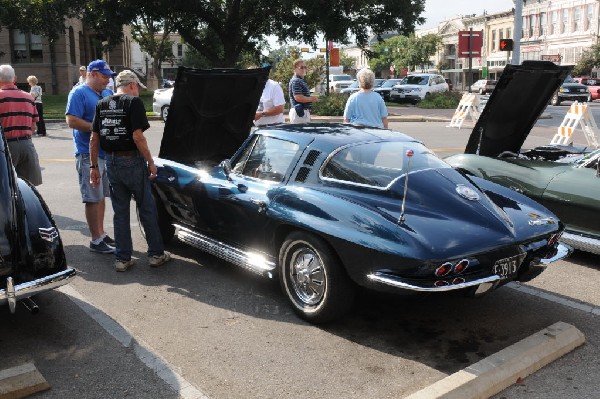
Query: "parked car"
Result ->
[[152, 87, 173, 122], [374, 78, 405, 101], [445, 60, 599, 255], [572, 77, 599, 101], [389, 73, 449, 104], [550, 75, 589, 106], [0, 124, 75, 314], [340, 79, 385, 95], [470, 79, 497, 94], [151, 66, 569, 323], [321, 74, 353, 93]]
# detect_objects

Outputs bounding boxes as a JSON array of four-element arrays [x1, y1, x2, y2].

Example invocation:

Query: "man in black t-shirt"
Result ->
[[90, 70, 171, 272]]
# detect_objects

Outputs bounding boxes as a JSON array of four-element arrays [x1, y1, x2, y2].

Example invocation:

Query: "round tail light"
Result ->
[[453, 259, 469, 274], [435, 262, 453, 277]]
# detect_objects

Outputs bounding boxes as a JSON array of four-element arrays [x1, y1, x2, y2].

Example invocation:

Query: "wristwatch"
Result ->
[[90, 164, 98, 169], [262, 111, 267, 117]]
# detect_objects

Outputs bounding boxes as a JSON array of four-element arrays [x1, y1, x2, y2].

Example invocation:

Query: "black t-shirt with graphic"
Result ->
[[92, 94, 150, 152]]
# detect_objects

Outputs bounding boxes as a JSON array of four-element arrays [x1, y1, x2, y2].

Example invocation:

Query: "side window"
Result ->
[[234, 135, 300, 182]]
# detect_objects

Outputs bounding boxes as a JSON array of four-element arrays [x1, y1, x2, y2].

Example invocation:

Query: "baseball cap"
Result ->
[[87, 60, 115, 76], [79, 65, 86, 71], [115, 70, 147, 89]]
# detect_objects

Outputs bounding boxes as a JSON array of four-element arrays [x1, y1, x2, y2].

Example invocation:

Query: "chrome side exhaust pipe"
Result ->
[[21, 297, 40, 314]]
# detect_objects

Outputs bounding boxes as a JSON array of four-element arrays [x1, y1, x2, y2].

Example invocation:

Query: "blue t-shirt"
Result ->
[[65, 84, 113, 156], [343, 91, 388, 128]]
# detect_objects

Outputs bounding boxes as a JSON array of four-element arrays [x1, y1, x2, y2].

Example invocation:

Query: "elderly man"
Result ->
[[77, 65, 87, 85], [0, 64, 42, 185], [90, 70, 171, 272], [65, 59, 115, 254]]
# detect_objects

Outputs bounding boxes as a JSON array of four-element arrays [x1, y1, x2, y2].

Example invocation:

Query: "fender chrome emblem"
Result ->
[[456, 184, 480, 201], [39, 227, 59, 242]]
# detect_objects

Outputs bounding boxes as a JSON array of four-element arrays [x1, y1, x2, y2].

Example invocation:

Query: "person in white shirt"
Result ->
[[254, 79, 285, 127], [106, 76, 115, 92], [77, 66, 87, 85]]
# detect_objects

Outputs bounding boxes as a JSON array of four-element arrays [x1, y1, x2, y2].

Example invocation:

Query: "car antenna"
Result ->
[[398, 149, 414, 224]]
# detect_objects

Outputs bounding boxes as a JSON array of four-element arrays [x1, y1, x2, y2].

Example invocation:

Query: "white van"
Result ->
[[389, 73, 449, 104]]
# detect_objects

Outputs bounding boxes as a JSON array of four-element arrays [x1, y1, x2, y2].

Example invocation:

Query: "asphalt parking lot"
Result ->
[[1, 119, 599, 399]]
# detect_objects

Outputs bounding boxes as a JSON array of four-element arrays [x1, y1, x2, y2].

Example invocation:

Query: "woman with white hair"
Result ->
[[28, 75, 46, 136], [343, 68, 388, 128]]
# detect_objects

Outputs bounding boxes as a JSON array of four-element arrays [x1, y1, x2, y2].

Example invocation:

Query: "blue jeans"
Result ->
[[105, 155, 164, 261]]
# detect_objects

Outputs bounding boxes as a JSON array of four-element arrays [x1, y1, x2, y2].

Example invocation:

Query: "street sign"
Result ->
[[499, 39, 514, 51], [319, 48, 326, 53], [541, 54, 562, 64], [458, 30, 483, 57], [300, 47, 310, 53]]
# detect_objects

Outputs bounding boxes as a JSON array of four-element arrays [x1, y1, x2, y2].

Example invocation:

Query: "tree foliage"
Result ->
[[573, 43, 600, 76], [368, 34, 442, 74]]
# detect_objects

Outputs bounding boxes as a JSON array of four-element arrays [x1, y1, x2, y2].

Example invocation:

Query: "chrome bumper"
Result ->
[[1, 268, 76, 313], [367, 272, 500, 293], [533, 243, 573, 265]]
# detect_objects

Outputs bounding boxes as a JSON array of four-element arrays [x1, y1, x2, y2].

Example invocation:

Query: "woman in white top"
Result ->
[[27, 75, 46, 136]]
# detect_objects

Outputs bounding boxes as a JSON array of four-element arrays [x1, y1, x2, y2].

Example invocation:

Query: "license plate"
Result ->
[[493, 254, 523, 278]]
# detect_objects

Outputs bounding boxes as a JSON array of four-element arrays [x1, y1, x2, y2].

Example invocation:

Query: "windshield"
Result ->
[[564, 75, 576, 83], [381, 79, 403, 88], [574, 149, 600, 168], [405, 76, 429, 85], [321, 141, 450, 188], [348, 80, 359, 88]]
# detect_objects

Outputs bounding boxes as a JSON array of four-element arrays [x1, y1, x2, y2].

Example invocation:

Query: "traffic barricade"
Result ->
[[550, 101, 599, 148], [447, 93, 480, 129]]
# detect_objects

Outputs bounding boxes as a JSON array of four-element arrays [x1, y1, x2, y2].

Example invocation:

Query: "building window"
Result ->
[[177, 44, 183, 57], [574, 7, 582, 31], [499, 29, 504, 41], [522, 16, 526, 38], [540, 12, 546, 36], [507, 27, 512, 40], [586, 4, 593, 30], [551, 11, 558, 34], [68, 27, 76, 65], [492, 30, 496, 52], [12, 30, 43, 63], [561, 9, 568, 33], [529, 14, 537, 37]]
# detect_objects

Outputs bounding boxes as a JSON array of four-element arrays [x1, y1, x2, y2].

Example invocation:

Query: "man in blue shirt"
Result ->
[[65, 59, 116, 254], [288, 59, 319, 123]]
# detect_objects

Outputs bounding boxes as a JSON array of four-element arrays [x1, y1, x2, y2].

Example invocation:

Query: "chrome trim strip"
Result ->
[[175, 224, 276, 276], [561, 232, 600, 255], [367, 272, 500, 292], [1, 268, 76, 313]]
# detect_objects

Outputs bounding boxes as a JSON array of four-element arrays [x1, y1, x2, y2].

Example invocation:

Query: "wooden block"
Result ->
[[0, 363, 50, 399]]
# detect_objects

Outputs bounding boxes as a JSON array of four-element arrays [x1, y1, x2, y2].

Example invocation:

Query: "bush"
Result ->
[[418, 91, 462, 109], [311, 93, 347, 116]]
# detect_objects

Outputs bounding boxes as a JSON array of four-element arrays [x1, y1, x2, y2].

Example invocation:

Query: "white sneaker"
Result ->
[[149, 251, 171, 268]]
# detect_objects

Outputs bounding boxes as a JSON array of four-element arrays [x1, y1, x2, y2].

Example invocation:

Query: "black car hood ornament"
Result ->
[[465, 61, 572, 157], [159, 66, 269, 165]]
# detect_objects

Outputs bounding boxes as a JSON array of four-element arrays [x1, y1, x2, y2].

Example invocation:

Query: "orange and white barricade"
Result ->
[[447, 93, 480, 129], [551, 101, 599, 148]]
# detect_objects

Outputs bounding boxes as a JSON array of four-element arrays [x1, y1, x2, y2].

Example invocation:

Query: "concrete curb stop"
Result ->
[[405, 321, 585, 399], [0, 362, 50, 399]]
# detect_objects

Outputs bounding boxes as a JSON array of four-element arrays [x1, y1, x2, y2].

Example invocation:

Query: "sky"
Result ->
[[421, 0, 515, 29]]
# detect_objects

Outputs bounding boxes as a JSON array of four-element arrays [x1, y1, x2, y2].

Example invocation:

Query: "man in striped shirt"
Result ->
[[0, 64, 42, 186], [288, 59, 319, 123]]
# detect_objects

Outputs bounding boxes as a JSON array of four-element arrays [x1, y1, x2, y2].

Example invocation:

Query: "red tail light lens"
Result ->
[[453, 259, 469, 274], [548, 232, 562, 247], [435, 262, 453, 277], [452, 277, 465, 285], [434, 280, 449, 287]]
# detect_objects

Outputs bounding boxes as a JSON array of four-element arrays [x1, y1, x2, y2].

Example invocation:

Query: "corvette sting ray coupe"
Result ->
[[151, 66, 570, 323], [446, 61, 600, 256], [0, 125, 75, 314]]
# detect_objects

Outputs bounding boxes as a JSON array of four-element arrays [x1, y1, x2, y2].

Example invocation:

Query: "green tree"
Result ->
[[368, 34, 442, 74], [130, 12, 177, 82], [573, 43, 600, 76]]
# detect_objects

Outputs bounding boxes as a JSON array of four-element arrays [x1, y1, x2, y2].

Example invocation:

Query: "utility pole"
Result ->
[[512, 0, 523, 65]]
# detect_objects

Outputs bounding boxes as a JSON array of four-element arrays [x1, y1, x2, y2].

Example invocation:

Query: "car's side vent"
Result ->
[[304, 150, 321, 166], [295, 167, 311, 183]]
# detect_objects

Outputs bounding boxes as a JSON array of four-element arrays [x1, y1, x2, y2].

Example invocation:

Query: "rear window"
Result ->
[[321, 141, 449, 188]]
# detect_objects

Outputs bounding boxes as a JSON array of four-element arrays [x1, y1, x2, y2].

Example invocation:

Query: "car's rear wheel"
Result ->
[[279, 232, 355, 323], [478, 88, 484, 94], [161, 105, 169, 122], [550, 93, 561, 106], [586, 94, 592, 102]]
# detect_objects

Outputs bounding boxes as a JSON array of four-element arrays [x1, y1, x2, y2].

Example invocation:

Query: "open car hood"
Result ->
[[465, 61, 572, 156], [159, 66, 269, 165]]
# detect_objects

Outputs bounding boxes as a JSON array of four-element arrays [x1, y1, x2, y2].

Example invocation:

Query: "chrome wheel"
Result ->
[[289, 247, 326, 305], [279, 232, 355, 323], [161, 105, 169, 122]]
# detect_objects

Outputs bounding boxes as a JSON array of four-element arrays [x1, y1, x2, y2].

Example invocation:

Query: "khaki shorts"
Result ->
[[76, 154, 109, 203], [7, 139, 43, 186], [289, 108, 311, 123]]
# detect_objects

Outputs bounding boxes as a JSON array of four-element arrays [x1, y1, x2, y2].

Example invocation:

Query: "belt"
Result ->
[[6, 135, 32, 142], [107, 150, 138, 157]]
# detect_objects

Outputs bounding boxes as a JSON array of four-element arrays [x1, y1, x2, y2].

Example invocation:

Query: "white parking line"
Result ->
[[507, 282, 600, 316], [59, 285, 210, 399]]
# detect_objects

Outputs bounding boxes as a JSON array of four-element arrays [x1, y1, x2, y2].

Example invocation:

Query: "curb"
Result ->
[[405, 321, 585, 399]]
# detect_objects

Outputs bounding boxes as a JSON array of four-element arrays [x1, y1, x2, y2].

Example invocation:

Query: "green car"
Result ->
[[446, 61, 600, 255]]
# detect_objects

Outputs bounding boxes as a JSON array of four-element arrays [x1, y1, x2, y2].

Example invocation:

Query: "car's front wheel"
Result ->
[[161, 105, 169, 122], [279, 232, 355, 323], [478, 88, 484, 94], [550, 93, 561, 106]]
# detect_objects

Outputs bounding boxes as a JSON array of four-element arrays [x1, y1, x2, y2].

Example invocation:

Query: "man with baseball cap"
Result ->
[[66, 59, 116, 254], [90, 69, 170, 272]]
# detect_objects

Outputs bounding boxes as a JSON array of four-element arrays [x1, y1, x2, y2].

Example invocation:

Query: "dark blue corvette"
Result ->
[[152, 67, 569, 323]]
